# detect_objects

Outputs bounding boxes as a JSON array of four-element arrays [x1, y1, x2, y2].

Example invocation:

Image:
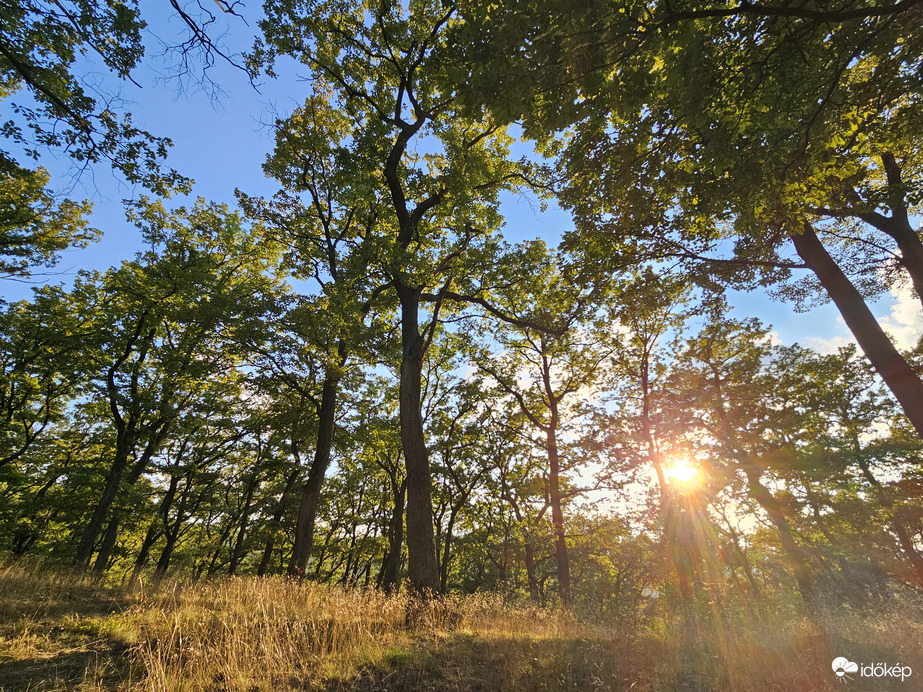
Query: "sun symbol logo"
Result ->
[[832, 657, 858, 682]]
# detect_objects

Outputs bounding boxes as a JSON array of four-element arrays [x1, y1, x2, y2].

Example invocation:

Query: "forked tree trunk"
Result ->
[[792, 223, 923, 438], [877, 154, 923, 308], [380, 478, 406, 592], [258, 468, 300, 577], [74, 432, 132, 568]]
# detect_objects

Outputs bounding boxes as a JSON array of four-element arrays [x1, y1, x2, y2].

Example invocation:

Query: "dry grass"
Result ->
[[0, 560, 921, 691]]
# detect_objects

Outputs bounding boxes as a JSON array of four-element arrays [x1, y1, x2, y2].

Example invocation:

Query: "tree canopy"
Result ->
[[1, 0, 923, 645]]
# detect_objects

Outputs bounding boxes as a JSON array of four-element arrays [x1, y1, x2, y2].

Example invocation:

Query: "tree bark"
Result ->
[[523, 541, 540, 602], [258, 467, 300, 577], [397, 284, 441, 594], [380, 478, 406, 592], [287, 377, 339, 577], [130, 523, 162, 586], [92, 517, 120, 574], [228, 476, 258, 575], [792, 223, 923, 438], [545, 424, 571, 606], [288, 341, 346, 578], [877, 153, 923, 307], [73, 433, 131, 568]]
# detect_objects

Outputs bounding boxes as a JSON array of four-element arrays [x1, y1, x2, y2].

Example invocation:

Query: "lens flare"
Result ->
[[664, 458, 699, 484]]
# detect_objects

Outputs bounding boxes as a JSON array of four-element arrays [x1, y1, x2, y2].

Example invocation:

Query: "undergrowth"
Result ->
[[0, 560, 920, 691]]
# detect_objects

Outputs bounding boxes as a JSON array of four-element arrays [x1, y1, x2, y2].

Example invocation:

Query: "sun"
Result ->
[[664, 458, 699, 484]]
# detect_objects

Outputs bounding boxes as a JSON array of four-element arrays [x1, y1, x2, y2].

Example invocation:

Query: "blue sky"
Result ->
[[4, 3, 919, 355]]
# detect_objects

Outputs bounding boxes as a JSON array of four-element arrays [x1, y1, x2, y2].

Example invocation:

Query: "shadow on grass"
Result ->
[[320, 625, 893, 692], [0, 643, 132, 691], [323, 633, 630, 692], [0, 577, 134, 691]]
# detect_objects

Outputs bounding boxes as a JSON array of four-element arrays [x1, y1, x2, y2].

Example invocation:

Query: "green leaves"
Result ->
[[0, 1, 188, 193], [0, 164, 95, 279]]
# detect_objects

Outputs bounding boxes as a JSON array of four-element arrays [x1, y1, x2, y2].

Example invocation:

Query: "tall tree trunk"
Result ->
[[545, 424, 571, 606], [75, 421, 170, 569], [792, 223, 923, 437], [741, 467, 816, 606], [397, 284, 440, 594], [73, 433, 131, 568]]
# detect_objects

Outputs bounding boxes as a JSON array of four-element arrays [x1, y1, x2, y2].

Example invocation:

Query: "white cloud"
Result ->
[[879, 284, 923, 350], [800, 284, 922, 354], [805, 333, 855, 355]]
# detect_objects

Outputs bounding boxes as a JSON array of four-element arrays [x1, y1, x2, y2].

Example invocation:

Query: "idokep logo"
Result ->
[[832, 657, 912, 683], [832, 658, 858, 681]]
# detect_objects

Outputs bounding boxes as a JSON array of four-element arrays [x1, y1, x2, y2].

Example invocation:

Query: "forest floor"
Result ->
[[1, 561, 921, 691]]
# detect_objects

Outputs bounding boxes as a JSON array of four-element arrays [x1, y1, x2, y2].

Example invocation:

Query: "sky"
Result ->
[[4, 2, 921, 355]]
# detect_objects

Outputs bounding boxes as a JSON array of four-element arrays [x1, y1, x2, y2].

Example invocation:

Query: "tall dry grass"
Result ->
[[129, 580, 588, 691], [2, 559, 922, 691]]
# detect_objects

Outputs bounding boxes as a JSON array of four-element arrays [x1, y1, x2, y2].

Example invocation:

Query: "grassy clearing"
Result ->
[[0, 561, 921, 691]]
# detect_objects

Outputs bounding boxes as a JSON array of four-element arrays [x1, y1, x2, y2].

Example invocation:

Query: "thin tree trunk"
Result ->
[[258, 467, 300, 577], [154, 534, 179, 578], [228, 477, 258, 575], [792, 223, 923, 437], [440, 505, 461, 593], [288, 342, 346, 578], [381, 478, 406, 592], [524, 541, 539, 602], [74, 323, 157, 569], [545, 424, 571, 606], [130, 523, 162, 586], [92, 517, 120, 574], [76, 422, 170, 570], [74, 435, 131, 568]]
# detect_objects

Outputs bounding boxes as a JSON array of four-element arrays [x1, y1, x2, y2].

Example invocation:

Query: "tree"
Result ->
[[70, 198, 285, 569], [600, 269, 705, 599], [665, 319, 823, 605], [252, 0, 531, 593], [240, 90, 388, 579], [456, 0, 923, 438], [472, 242, 610, 605], [0, 286, 85, 470], [0, 166, 95, 281], [1, 0, 255, 192]]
